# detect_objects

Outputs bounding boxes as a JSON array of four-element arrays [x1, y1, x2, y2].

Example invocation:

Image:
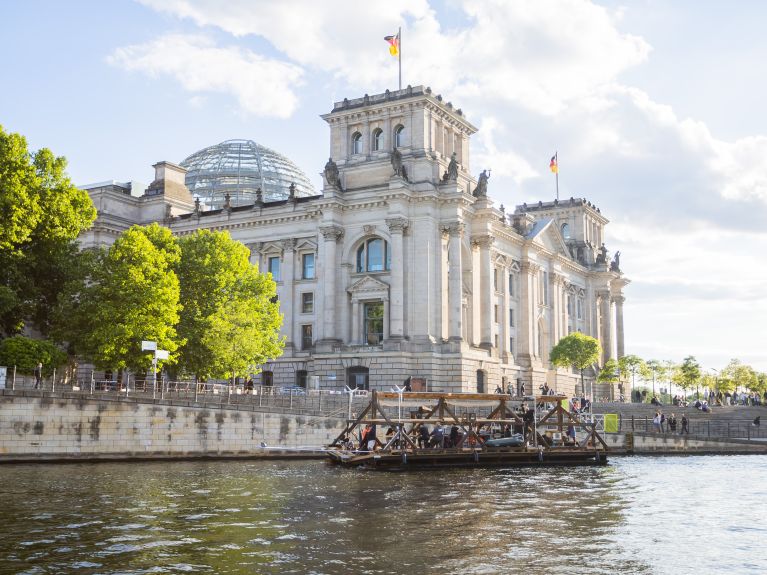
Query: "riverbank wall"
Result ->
[[2, 391, 766, 462], [0, 391, 347, 462]]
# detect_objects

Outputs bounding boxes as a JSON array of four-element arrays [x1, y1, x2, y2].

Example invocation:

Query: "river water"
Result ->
[[0, 455, 764, 575]]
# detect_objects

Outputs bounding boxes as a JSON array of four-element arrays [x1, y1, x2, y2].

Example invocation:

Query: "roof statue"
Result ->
[[446, 152, 459, 181], [391, 148, 408, 181], [473, 169, 489, 197], [324, 157, 341, 189], [610, 251, 621, 272], [596, 243, 608, 264]]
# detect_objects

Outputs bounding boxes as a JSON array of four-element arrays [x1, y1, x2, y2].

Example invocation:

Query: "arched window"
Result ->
[[351, 132, 362, 155], [394, 125, 405, 148], [356, 238, 390, 272], [372, 128, 384, 151], [561, 223, 571, 239]]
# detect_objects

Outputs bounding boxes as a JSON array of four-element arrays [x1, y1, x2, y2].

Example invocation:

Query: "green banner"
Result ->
[[603, 413, 618, 433]]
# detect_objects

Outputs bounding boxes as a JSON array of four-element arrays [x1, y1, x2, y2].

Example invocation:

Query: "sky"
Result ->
[[1, 0, 765, 372]]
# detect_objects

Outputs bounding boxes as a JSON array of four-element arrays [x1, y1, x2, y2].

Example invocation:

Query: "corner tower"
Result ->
[[320, 85, 478, 192]]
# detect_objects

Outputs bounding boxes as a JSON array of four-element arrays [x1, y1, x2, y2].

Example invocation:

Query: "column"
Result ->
[[383, 298, 390, 340], [446, 222, 464, 341], [517, 261, 540, 363], [598, 290, 613, 363], [500, 264, 510, 360], [351, 299, 361, 344], [550, 273, 563, 345], [320, 225, 344, 342], [281, 239, 296, 347], [386, 217, 408, 339], [613, 295, 625, 359], [476, 236, 494, 349]]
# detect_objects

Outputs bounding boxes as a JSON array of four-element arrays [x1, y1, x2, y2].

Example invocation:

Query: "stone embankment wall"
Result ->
[[603, 432, 767, 455], [0, 392, 347, 462]]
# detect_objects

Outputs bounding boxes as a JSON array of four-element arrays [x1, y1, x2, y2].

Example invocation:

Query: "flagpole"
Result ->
[[398, 26, 402, 91], [555, 151, 559, 201]]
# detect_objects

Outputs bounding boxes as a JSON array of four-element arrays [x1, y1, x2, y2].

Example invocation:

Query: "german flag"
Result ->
[[549, 154, 558, 174], [384, 33, 399, 57]]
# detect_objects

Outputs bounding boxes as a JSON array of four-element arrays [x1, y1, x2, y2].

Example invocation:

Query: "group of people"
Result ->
[[652, 411, 689, 434]]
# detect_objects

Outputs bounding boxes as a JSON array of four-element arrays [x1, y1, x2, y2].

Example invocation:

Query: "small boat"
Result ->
[[327, 391, 608, 470], [484, 434, 524, 447]]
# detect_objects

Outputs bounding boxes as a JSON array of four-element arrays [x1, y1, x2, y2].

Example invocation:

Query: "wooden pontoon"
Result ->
[[327, 391, 608, 470]]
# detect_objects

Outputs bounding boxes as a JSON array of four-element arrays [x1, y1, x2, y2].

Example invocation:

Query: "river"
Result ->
[[0, 455, 764, 574]]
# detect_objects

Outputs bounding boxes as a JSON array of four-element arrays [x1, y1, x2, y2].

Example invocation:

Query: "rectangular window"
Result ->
[[493, 268, 498, 291], [509, 309, 514, 328], [567, 295, 575, 317], [509, 337, 514, 355], [301, 292, 314, 313], [541, 271, 549, 305], [301, 324, 313, 350], [494, 304, 499, 323], [577, 298, 583, 320], [508, 273, 515, 297], [364, 301, 384, 345], [494, 334, 499, 349], [268, 256, 281, 282], [302, 253, 315, 279]]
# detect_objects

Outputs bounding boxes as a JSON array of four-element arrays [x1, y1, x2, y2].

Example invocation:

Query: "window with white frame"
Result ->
[[356, 238, 390, 272], [301, 324, 313, 350], [372, 128, 384, 151], [351, 132, 362, 155], [364, 302, 384, 345], [301, 292, 314, 314], [268, 256, 281, 282], [302, 253, 315, 279], [394, 125, 405, 148]]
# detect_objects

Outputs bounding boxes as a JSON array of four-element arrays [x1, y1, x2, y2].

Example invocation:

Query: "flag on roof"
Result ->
[[549, 154, 558, 174], [384, 33, 399, 57]]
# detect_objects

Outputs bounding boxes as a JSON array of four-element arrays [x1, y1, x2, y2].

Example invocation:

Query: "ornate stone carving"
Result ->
[[610, 251, 621, 272], [441, 221, 465, 236], [520, 260, 541, 274], [472, 169, 490, 197], [363, 224, 375, 235], [391, 148, 408, 181], [319, 225, 344, 242], [281, 238, 296, 251], [386, 217, 409, 234], [596, 243, 608, 264], [323, 157, 341, 189], [446, 152, 458, 181], [223, 192, 232, 212], [472, 235, 494, 249]]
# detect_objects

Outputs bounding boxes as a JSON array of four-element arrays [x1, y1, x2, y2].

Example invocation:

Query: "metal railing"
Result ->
[[622, 415, 767, 441]]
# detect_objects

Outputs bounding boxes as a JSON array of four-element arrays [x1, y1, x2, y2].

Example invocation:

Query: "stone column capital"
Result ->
[[471, 235, 494, 250], [385, 217, 409, 234], [281, 238, 296, 251], [611, 295, 626, 305], [520, 260, 541, 274], [441, 221, 465, 237], [319, 225, 345, 242]]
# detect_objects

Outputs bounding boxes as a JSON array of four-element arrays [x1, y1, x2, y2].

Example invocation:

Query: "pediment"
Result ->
[[348, 275, 390, 300], [259, 241, 283, 255], [295, 238, 317, 251], [528, 219, 570, 257]]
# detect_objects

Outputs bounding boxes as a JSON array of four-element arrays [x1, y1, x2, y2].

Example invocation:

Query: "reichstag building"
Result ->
[[80, 86, 629, 397]]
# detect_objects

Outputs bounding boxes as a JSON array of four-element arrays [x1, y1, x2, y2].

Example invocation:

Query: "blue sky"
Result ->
[[2, 0, 766, 372]]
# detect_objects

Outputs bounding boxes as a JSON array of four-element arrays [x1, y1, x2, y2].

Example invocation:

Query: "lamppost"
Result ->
[[710, 368, 719, 403]]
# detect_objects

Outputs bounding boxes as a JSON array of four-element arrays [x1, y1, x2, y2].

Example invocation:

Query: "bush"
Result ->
[[0, 335, 66, 374]]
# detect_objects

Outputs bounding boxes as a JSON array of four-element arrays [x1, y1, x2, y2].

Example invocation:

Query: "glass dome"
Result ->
[[180, 139, 316, 209]]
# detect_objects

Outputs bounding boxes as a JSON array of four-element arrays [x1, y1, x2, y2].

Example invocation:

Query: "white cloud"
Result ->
[[107, 34, 303, 118]]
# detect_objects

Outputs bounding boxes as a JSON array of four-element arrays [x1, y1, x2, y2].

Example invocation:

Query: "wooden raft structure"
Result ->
[[327, 391, 608, 470]]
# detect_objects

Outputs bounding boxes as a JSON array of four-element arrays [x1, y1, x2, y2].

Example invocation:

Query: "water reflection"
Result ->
[[0, 457, 764, 574]]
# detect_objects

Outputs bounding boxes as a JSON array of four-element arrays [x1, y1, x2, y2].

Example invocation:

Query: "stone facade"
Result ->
[[80, 85, 629, 398]]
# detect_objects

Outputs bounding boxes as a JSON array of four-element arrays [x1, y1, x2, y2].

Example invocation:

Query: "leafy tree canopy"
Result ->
[[720, 358, 757, 391], [550, 332, 601, 394], [0, 126, 96, 336], [175, 230, 283, 379], [0, 335, 66, 375], [72, 224, 182, 372]]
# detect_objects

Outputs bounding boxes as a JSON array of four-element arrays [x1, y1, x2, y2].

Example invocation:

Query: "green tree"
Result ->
[[679, 355, 702, 398], [63, 224, 181, 373], [0, 126, 96, 335], [720, 358, 757, 393], [645, 359, 668, 398], [549, 332, 601, 396], [0, 335, 66, 375], [175, 230, 283, 380], [753, 373, 767, 395], [619, 355, 648, 397]]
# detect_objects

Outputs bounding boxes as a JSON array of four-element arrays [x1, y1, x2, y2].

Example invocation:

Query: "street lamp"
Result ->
[[710, 368, 719, 403]]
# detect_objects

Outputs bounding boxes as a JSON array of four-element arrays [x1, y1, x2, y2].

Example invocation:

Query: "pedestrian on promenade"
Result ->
[[33, 361, 42, 389], [652, 411, 661, 433], [668, 413, 677, 433], [680, 414, 689, 435], [754, 416, 761, 428]]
